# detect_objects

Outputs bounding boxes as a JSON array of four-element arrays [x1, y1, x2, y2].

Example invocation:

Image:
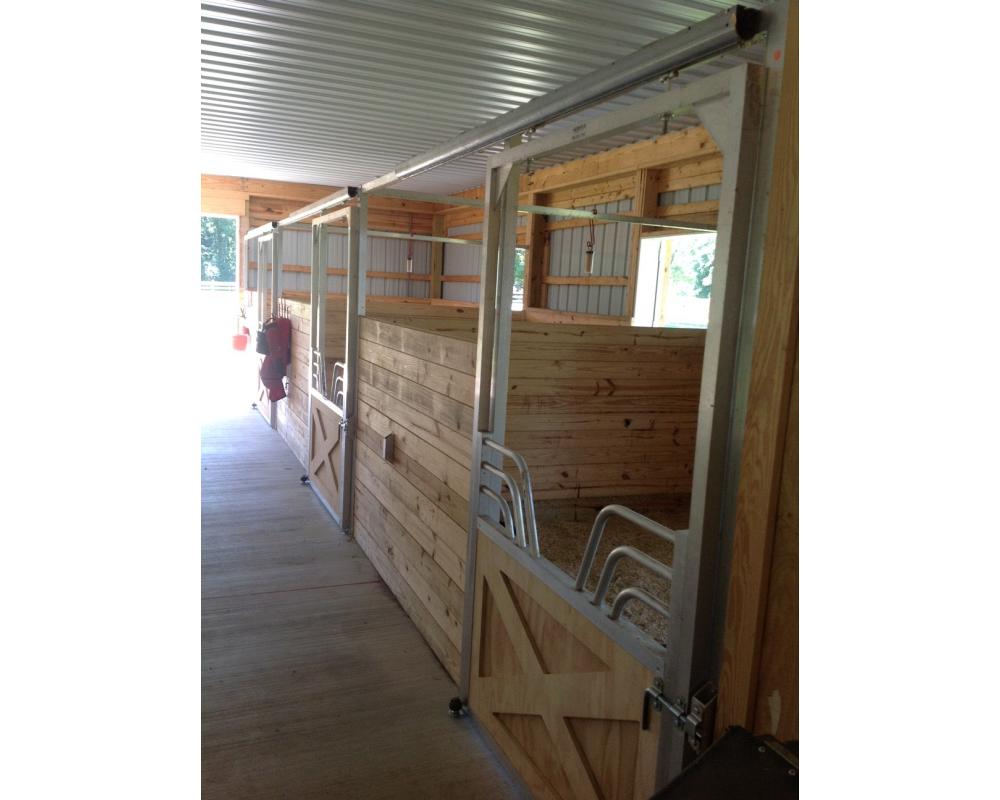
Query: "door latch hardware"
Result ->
[[642, 680, 717, 753]]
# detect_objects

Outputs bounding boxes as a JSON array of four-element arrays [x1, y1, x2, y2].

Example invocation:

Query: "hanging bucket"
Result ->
[[232, 333, 249, 351]]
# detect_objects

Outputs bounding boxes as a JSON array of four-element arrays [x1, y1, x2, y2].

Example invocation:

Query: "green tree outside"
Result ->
[[668, 233, 714, 299], [201, 216, 237, 282]]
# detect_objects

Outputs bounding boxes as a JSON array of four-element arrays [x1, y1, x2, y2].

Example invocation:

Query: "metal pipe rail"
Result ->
[[481, 462, 528, 550], [331, 362, 346, 412], [591, 545, 673, 610], [482, 439, 540, 557], [574, 504, 677, 591], [311, 348, 325, 394], [479, 486, 516, 544], [610, 586, 671, 622], [363, 6, 760, 189]]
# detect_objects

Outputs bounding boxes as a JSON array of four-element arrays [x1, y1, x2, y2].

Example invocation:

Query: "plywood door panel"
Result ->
[[469, 533, 659, 800], [309, 396, 343, 520]]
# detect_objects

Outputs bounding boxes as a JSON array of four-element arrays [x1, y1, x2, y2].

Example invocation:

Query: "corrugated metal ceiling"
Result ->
[[201, 0, 767, 194]]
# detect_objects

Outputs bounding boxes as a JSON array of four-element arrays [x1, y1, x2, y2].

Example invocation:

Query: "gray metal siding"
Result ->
[[250, 230, 431, 298], [280, 229, 312, 294], [657, 182, 722, 207], [326, 231, 348, 295], [368, 237, 431, 299], [250, 241, 271, 292], [443, 222, 482, 303], [547, 198, 631, 315]]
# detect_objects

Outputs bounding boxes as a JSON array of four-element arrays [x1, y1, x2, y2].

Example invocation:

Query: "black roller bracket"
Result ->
[[251, 402, 257, 409], [732, 5, 762, 41], [447, 697, 465, 718], [300, 475, 309, 484], [346, 186, 360, 197]]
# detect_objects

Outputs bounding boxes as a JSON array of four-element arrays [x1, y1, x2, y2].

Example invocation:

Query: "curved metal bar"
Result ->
[[481, 462, 528, 549], [608, 586, 670, 623], [574, 505, 677, 592], [483, 439, 540, 557], [591, 545, 673, 609], [311, 349, 325, 394], [479, 486, 516, 543], [329, 362, 346, 412]]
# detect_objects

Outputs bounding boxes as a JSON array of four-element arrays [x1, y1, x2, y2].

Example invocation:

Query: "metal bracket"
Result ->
[[642, 679, 717, 753]]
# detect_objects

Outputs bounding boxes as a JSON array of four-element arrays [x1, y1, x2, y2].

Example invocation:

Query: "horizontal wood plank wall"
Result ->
[[351, 315, 477, 682], [506, 324, 705, 499], [272, 298, 346, 467], [363, 312, 707, 501]]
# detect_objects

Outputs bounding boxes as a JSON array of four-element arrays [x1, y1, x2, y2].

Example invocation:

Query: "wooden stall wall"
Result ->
[[506, 324, 706, 501], [350, 316, 477, 681]]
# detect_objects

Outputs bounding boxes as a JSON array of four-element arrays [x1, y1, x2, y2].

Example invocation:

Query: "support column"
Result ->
[[341, 198, 367, 534], [716, 0, 799, 739], [459, 141, 522, 699], [626, 168, 659, 318], [658, 63, 765, 784], [523, 191, 548, 309], [430, 214, 445, 300], [269, 229, 282, 430]]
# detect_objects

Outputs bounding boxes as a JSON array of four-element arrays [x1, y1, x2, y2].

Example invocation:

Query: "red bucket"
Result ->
[[232, 333, 249, 351]]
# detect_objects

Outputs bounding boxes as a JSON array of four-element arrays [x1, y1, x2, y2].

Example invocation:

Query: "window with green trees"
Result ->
[[632, 233, 716, 327], [201, 215, 237, 283], [512, 247, 526, 310]]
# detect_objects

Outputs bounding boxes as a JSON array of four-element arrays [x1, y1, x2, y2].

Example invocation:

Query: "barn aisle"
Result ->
[[201, 412, 522, 799]]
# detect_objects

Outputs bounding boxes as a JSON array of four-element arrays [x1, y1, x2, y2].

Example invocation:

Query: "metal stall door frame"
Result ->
[[461, 61, 770, 791], [305, 201, 365, 530], [250, 228, 282, 430]]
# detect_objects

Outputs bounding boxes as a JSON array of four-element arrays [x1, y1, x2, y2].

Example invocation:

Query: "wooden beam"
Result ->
[[542, 275, 628, 287], [524, 192, 548, 309], [238, 197, 250, 291], [523, 126, 717, 195], [202, 174, 338, 203], [626, 169, 660, 317], [430, 214, 445, 299], [366, 271, 431, 281], [520, 308, 632, 326], [716, 0, 799, 738]]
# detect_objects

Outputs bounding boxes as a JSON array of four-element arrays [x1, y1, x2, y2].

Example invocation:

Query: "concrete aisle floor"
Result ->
[[202, 411, 523, 799]]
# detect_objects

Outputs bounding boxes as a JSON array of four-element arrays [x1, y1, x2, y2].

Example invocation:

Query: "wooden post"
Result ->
[[430, 214, 445, 300], [716, 0, 798, 738], [654, 238, 672, 326], [523, 192, 548, 309], [626, 168, 659, 318], [239, 198, 251, 313]]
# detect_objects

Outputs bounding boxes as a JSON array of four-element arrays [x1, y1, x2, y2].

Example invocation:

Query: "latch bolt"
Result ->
[[642, 680, 717, 753]]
